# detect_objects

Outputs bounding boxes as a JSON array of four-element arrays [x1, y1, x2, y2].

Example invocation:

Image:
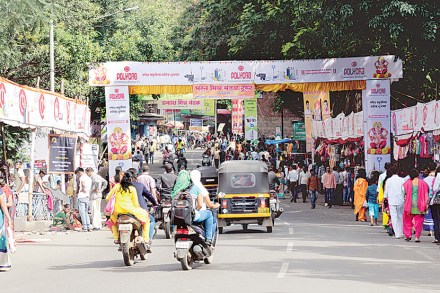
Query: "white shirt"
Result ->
[[424, 175, 436, 197], [288, 169, 299, 182], [384, 175, 405, 206], [377, 170, 387, 192], [299, 171, 309, 185], [77, 174, 92, 199]]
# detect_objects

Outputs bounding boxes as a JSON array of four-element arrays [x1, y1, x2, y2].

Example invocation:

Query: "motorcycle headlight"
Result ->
[[218, 192, 225, 198]]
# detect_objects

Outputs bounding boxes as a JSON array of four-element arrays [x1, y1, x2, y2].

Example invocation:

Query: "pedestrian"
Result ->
[[341, 167, 349, 204], [288, 165, 299, 203], [213, 147, 220, 168], [307, 169, 319, 209], [87, 168, 108, 230], [353, 168, 368, 221], [138, 165, 158, 202], [0, 188, 13, 271], [366, 175, 379, 226], [299, 166, 309, 203], [422, 162, 436, 237], [384, 166, 405, 239], [75, 167, 92, 232], [149, 141, 155, 164], [431, 166, 440, 244], [403, 169, 429, 242], [322, 166, 336, 208]]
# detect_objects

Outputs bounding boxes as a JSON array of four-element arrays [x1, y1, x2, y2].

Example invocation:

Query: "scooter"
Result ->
[[116, 214, 149, 266], [201, 154, 212, 166], [171, 193, 218, 270], [155, 194, 173, 239]]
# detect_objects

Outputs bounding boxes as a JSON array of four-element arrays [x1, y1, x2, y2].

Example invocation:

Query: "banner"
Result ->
[[157, 99, 204, 110], [193, 84, 255, 99], [244, 99, 258, 142], [105, 86, 132, 177], [293, 122, 306, 141], [0, 77, 90, 135], [90, 56, 403, 86], [304, 92, 328, 151], [189, 118, 203, 132], [80, 143, 99, 172], [231, 99, 244, 135], [391, 101, 440, 136], [48, 134, 77, 174], [364, 80, 391, 174]]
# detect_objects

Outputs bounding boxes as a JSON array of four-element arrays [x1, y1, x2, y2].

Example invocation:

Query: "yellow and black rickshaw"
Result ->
[[217, 161, 276, 233]]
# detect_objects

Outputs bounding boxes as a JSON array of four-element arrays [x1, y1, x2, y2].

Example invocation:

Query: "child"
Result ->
[[366, 176, 379, 226]]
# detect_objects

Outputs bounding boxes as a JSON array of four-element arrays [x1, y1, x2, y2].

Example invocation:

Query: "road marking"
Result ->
[[286, 242, 294, 252], [283, 221, 289, 226], [276, 262, 289, 278], [288, 228, 294, 235]]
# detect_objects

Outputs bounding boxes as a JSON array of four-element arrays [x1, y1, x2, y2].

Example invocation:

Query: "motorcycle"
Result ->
[[116, 214, 149, 266], [154, 194, 173, 239], [201, 154, 212, 166], [171, 193, 218, 270]]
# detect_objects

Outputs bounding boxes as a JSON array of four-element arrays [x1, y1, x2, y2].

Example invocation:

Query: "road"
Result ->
[[4, 150, 440, 293]]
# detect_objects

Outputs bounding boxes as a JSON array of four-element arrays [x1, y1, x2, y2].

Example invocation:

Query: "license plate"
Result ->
[[118, 224, 132, 231], [175, 241, 191, 249]]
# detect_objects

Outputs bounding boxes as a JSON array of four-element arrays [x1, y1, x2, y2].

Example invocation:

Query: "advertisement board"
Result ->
[[244, 99, 258, 142], [193, 84, 255, 99], [48, 134, 77, 174]]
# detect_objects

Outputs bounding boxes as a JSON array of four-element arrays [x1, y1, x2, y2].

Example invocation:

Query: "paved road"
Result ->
[[4, 151, 440, 292]]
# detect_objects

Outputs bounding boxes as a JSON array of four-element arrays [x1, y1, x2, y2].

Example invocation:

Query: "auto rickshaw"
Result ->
[[197, 165, 218, 202], [217, 161, 281, 233]]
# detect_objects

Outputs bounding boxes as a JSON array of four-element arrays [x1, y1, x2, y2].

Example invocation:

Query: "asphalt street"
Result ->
[[3, 150, 440, 293]]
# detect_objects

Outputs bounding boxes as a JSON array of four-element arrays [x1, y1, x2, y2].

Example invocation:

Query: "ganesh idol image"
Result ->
[[367, 122, 389, 150], [109, 127, 131, 159]]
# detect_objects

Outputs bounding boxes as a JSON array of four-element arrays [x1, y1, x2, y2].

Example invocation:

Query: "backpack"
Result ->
[[170, 192, 195, 226]]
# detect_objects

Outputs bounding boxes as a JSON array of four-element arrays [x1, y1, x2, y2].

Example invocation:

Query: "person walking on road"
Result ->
[[366, 175, 379, 226], [138, 166, 158, 202], [288, 165, 299, 203], [87, 168, 108, 230], [384, 166, 405, 238], [402, 169, 429, 242], [299, 167, 309, 203], [0, 188, 12, 271], [307, 170, 319, 209], [75, 168, 92, 232], [353, 168, 368, 221], [322, 167, 336, 208]]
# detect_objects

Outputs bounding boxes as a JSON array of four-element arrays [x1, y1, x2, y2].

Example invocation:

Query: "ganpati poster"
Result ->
[[105, 86, 133, 177], [364, 80, 391, 174], [303, 91, 329, 152]]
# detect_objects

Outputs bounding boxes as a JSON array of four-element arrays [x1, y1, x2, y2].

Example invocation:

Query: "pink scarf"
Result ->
[[403, 178, 428, 214]]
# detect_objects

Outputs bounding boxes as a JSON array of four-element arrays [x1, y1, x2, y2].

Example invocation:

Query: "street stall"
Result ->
[[0, 76, 91, 224]]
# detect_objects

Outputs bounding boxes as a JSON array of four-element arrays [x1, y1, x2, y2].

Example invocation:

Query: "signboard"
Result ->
[[105, 86, 132, 177], [193, 84, 255, 99], [293, 122, 306, 141], [80, 143, 99, 172], [189, 118, 203, 132], [303, 91, 329, 151], [157, 99, 204, 110], [244, 99, 258, 142], [89, 56, 403, 86], [364, 80, 391, 174], [231, 99, 244, 135], [48, 134, 77, 174]]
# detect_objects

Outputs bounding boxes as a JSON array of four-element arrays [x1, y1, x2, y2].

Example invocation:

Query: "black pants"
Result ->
[[301, 184, 307, 202], [214, 159, 219, 169], [431, 205, 440, 241]]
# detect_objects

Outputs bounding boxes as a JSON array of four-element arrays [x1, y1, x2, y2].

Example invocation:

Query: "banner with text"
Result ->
[[157, 98, 204, 110], [244, 99, 258, 142], [105, 86, 132, 177], [364, 80, 391, 174], [193, 84, 255, 99], [48, 135, 77, 174], [232, 99, 244, 135], [189, 118, 203, 132], [304, 92, 329, 152]]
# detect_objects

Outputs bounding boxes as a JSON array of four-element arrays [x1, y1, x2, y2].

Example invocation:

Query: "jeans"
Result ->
[[149, 152, 154, 164], [325, 188, 334, 206], [78, 197, 91, 230], [149, 215, 155, 239], [309, 190, 318, 208], [194, 210, 214, 241], [431, 205, 440, 241], [389, 205, 404, 238], [343, 186, 350, 203]]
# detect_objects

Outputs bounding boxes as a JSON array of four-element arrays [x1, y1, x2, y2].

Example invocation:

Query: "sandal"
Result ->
[[432, 240, 440, 244], [415, 238, 420, 243], [114, 240, 120, 245]]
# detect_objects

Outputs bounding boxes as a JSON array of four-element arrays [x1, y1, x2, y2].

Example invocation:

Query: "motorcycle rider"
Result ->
[[158, 164, 178, 198], [176, 151, 188, 171]]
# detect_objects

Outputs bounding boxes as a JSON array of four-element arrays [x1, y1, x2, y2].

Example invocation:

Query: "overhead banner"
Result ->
[[391, 100, 440, 136], [189, 118, 203, 132], [0, 77, 90, 135], [244, 99, 258, 142], [48, 134, 77, 174], [105, 86, 132, 177], [364, 80, 391, 174], [231, 99, 244, 135], [193, 84, 255, 99], [157, 99, 204, 110], [304, 91, 329, 152], [90, 56, 403, 86]]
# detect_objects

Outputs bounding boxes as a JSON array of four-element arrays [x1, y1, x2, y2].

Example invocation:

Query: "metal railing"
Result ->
[[15, 192, 54, 221]]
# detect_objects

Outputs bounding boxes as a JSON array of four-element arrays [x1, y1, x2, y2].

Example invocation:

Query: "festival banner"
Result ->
[[364, 80, 391, 173], [193, 84, 255, 99], [231, 99, 244, 135], [105, 86, 132, 177], [303, 92, 329, 151], [190, 61, 256, 84], [244, 99, 258, 142], [157, 99, 204, 110], [189, 118, 203, 132], [48, 134, 77, 174]]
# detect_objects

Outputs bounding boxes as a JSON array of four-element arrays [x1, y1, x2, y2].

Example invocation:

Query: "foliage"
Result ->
[[0, 125, 31, 162]]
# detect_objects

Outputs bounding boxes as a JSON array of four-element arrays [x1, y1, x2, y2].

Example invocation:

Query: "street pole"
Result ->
[[50, 19, 55, 92], [173, 109, 176, 134], [1, 123, 7, 184], [281, 107, 284, 138], [214, 99, 218, 134]]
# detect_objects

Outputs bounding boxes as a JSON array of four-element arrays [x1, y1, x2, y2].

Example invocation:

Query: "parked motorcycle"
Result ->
[[116, 214, 149, 266], [171, 193, 218, 270]]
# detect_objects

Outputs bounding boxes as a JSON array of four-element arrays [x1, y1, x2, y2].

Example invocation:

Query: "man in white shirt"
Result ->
[[298, 167, 309, 203], [377, 162, 391, 192], [288, 165, 299, 203], [87, 168, 108, 230], [384, 166, 405, 239], [76, 167, 92, 232]]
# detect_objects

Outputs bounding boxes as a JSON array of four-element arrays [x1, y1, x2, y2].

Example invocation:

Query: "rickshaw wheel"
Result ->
[[242, 224, 248, 231], [266, 226, 273, 233], [218, 227, 223, 234]]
